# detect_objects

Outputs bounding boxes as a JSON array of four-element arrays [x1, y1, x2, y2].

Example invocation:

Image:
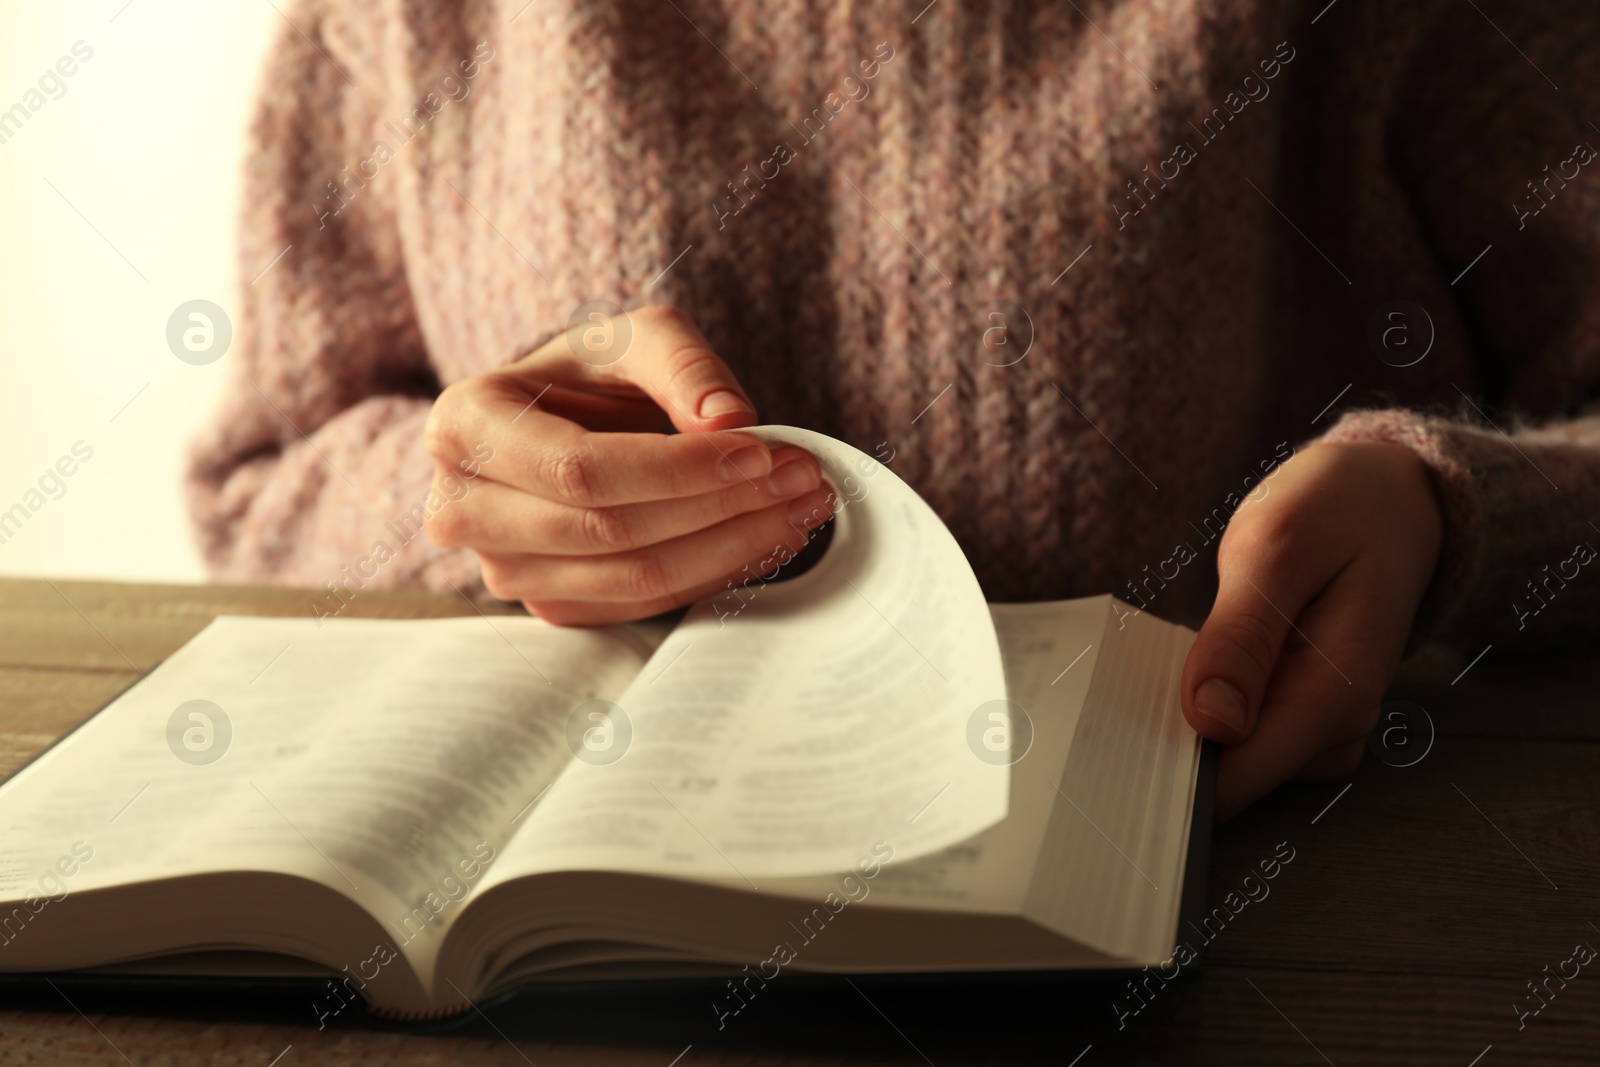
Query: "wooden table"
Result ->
[[2, 577, 1598, 1065]]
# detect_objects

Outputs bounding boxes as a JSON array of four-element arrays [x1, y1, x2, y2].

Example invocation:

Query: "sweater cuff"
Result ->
[[1313, 407, 1600, 649], [1311, 409, 1485, 647]]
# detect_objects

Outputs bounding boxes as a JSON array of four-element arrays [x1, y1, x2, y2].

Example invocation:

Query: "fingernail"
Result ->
[[718, 445, 770, 482], [767, 458, 820, 497], [699, 389, 754, 419], [1194, 678, 1249, 734], [787, 488, 835, 527]]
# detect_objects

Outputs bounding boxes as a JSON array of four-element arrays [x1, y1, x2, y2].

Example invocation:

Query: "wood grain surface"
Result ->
[[1, 578, 1597, 1066]]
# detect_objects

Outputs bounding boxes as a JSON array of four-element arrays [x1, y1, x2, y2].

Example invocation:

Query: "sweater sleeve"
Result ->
[[185, 0, 481, 597], [1313, 1, 1600, 649]]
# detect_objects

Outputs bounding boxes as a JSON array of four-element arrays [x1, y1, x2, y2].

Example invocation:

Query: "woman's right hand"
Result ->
[[423, 305, 834, 625]]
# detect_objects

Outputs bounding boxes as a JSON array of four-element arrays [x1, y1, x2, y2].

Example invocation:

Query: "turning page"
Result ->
[[493, 427, 1011, 881]]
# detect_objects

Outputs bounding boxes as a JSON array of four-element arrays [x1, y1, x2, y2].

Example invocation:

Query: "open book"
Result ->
[[0, 428, 1206, 1020]]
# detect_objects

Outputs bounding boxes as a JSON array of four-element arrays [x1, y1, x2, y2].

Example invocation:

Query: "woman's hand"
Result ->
[[1180, 442, 1444, 821], [423, 305, 834, 625]]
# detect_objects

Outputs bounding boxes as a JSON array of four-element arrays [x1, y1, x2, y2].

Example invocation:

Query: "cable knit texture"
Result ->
[[188, 0, 1600, 649]]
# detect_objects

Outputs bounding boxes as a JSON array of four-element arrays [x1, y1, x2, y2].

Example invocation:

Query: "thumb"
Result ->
[[603, 305, 760, 434], [1181, 534, 1321, 744]]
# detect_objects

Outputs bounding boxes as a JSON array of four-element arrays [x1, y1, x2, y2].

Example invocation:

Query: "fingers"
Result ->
[[1212, 650, 1365, 821], [431, 394, 778, 506], [1211, 571, 1389, 822], [1181, 501, 1350, 744], [1181, 443, 1447, 821], [518, 305, 760, 433], [427, 447, 823, 555], [511, 382, 672, 433], [607, 306, 760, 432], [477, 487, 837, 609], [422, 304, 839, 628], [523, 572, 742, 628], [428, 372, 781, 507], [425, 307, 778, 508]]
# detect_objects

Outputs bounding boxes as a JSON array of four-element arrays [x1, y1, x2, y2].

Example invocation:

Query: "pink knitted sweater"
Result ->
[[188, 0, 1600, 646]]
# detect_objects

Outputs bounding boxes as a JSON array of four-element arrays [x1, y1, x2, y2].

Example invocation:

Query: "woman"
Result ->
[[188, 0, 1600, 819]]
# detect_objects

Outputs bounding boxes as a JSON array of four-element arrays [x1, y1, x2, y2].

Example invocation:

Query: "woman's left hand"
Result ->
[[1180, 441, 1444, 821]]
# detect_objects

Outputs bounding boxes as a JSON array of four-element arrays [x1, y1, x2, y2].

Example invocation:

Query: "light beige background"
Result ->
[[0, 0, 277, 580]]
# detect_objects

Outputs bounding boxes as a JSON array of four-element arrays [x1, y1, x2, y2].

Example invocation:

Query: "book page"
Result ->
[[1023, 603, 1200, 961], [0, 614, 650, 978], [691, 597, 1199, 966], [489, 427, 1010, 882], [741, 598, 1111, 913]]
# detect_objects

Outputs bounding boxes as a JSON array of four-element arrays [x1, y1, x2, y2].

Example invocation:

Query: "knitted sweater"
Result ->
[[188, 0, 1600, 646]]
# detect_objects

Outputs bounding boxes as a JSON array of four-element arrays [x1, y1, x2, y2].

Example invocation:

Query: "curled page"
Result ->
[[502, 426, 1010, 880]]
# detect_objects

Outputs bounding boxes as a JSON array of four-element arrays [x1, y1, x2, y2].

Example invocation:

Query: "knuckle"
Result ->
[[656, 453, 700, 501], [1218, 504, 1300, 570], [423, 392, 462, 460], [428, 377, 509, 462], [580, 505, 636, 552], [663, 343, 722, 387], [423, 500, 469, 548], [620, 552, 674, 602], [477, 556, 520, 601], [716, 485, 752, 523], [1209, 611, 1281, 681], [661, 350, 731, 411], [548, 447, 599, 507], [637, 306, 726, 382]]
